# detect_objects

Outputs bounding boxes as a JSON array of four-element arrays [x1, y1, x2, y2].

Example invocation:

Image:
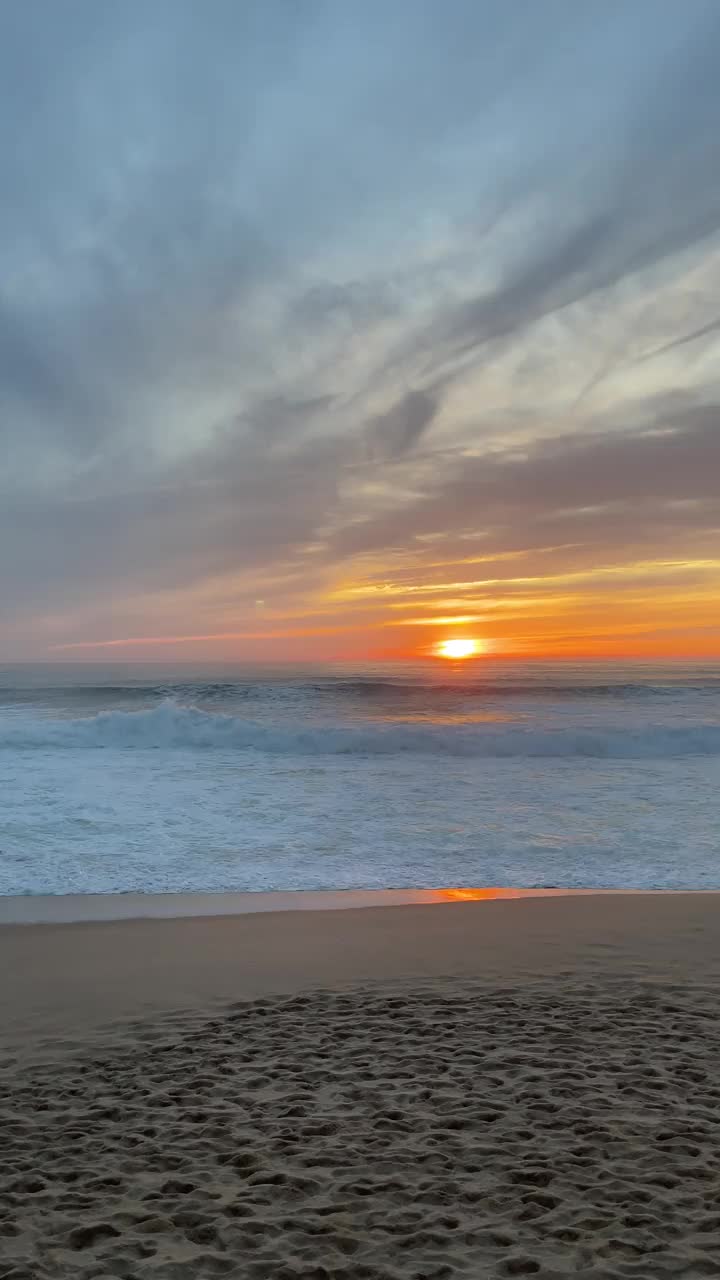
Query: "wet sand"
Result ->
[[1, 893, 719, 1278]]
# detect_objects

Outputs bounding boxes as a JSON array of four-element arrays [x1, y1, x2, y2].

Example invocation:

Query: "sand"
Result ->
[[1, 893, 720, 1279]]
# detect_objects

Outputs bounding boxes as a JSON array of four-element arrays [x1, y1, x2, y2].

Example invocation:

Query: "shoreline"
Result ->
[[2, 892, 719, 1054], [0, 883, 696, 926]]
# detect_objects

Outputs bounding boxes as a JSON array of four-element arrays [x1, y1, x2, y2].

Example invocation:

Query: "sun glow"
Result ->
[[436, 637, 481, 659]]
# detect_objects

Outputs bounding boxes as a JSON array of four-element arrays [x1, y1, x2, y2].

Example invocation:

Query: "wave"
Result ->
[[2, 678, 718, 708], [299, 679, 720, 700], [0, 682, 254, 705], [2, 701, 720, 758]]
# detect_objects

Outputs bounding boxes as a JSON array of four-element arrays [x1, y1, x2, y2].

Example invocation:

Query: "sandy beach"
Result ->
[[2, 893, 720, 1278]]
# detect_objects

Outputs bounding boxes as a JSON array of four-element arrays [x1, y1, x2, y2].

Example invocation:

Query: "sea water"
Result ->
[[0, 660, 718, 895]]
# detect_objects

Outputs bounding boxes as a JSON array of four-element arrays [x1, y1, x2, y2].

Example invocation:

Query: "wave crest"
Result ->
[[1, 701, 719, 758]]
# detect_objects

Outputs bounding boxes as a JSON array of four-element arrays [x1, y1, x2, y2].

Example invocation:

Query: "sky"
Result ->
[[1, 0, 719, 663]]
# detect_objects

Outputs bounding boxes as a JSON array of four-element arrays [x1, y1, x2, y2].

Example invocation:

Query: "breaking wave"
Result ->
[[1, 701, 719, 758]]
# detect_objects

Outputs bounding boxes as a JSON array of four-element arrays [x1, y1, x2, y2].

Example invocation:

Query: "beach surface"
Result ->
[[2, 892, 720, 1278]]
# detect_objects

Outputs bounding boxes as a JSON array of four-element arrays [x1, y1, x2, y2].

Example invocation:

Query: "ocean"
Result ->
[[0, 660, 718, 897]]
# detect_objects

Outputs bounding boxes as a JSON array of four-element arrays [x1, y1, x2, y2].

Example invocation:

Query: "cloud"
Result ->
[[330, 404, 720, 563], [1, 1, 720, 653], [367, 390, 439, 460], [635, 317, 720, 365]]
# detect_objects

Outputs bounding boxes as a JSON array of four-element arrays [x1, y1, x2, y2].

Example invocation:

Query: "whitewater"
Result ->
[[0, 660, 718, 895]]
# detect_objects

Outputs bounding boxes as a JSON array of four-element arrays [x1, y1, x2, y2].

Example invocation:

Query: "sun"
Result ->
[[436, 638, 480, 660]]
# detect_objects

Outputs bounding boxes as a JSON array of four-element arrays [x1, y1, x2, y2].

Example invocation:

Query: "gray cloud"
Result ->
[[1, 430, 345, 615], [367, 391, 439, 460], [398, 5, 720, 386], [439, 216, 616, 362], [635, 318, 720, 366], [331, 404, 720, 561]]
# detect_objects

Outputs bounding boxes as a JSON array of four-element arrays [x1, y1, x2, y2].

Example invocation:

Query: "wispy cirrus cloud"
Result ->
[[1, 0, 719, 657]]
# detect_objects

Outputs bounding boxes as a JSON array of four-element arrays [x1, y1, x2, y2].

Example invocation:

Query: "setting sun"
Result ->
[[436, 638, 480, 660]]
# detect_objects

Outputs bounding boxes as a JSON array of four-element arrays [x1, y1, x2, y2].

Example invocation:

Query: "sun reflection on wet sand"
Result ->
[[430, 886, 629, 902]]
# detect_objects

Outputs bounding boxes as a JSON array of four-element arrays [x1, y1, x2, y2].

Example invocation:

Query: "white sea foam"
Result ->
[[1, 662, 718, 896]]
